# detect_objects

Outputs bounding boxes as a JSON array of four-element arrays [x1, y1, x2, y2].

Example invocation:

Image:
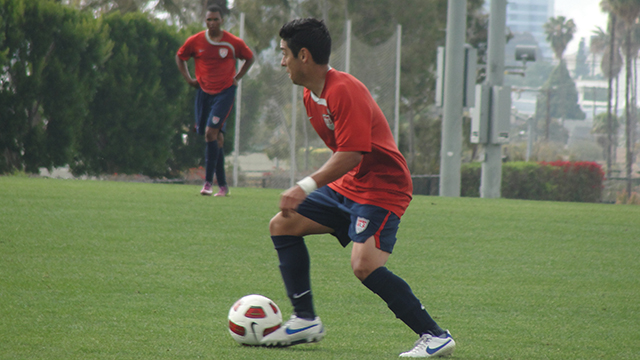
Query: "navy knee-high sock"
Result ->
[[215, 149, 226, 187], [362, 266, 444, 336], [271, 235, 315, 320], [205, 140, 218, 183]]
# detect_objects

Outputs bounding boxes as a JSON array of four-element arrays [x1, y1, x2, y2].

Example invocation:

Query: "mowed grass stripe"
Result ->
[[1, 177, 639, 359]]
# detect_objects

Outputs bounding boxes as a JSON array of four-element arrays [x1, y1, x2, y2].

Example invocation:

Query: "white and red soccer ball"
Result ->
[[228, 294, 282, 345]]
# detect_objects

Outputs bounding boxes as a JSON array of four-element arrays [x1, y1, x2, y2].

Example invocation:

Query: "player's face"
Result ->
[[280, 39, 302, 85], [206, 11, 223, 34]]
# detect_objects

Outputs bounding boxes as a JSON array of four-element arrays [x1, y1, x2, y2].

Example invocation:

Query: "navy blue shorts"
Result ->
[[296, 186, 401, 253], [194, 85, 236, 135]]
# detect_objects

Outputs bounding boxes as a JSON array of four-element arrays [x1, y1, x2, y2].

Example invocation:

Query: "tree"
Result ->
[[75, 12, 192, 176], [535, 64, 586, 141], [590, 25, 624, 79], [593, 111, 622, 160], [543, 16, 576, 61], [0, 0, 112, 174], [63, 0, 230, 26], [347, 0, 485, 174], [574, 37, 590, 79], [0, 0, 24, 173], [11, 0, 490, 177], [605, 0, 640, 197], [537, 16, 584, 142], [229, 0, 486, 175], [590, 19, 623, 177]]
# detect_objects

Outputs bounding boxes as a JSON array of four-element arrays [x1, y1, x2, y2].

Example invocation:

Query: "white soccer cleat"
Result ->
[[260, 315, 325, 347], [399, 331, 455, 358]]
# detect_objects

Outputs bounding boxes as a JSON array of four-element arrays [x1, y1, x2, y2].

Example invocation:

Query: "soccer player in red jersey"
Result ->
[[176, 5, 254, 196], [260, 18, 455, 358]]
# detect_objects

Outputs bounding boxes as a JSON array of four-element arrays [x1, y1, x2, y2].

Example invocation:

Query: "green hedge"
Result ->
[[460, 161, 605, 202]]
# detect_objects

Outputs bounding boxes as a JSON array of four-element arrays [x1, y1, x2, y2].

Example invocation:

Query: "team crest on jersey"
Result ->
[[355, 217, 370, 234], [323, 113, 335, 130], [219, 48, 228, 58]]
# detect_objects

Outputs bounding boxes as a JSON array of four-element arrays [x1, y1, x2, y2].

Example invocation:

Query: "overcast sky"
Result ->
[[227, 0, 609, 54], [555, 0, 609, 54]]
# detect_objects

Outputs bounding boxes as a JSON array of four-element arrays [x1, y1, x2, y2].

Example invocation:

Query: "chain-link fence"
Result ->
[[230, 18, 401, 190]]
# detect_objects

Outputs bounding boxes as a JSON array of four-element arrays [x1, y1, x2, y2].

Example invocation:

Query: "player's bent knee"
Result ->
[[269, 212, 297, 236], [268, 214, 284, 235], [352, 267, 373, 282], [351, 259, 376, 281]]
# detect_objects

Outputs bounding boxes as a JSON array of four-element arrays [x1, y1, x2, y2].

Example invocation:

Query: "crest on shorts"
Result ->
[[355, 217, 370, 234], [219, 48, 228, 58], [212, 116, 220, 125]]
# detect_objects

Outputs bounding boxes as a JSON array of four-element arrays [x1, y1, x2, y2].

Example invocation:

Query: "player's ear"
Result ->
[[299, 48, 311, 63]]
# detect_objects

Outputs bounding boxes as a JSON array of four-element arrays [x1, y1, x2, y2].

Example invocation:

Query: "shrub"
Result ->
[[460, 161, 604, 202], [539, 161, 605, 202], [460, 162, 481, 197], [501, 162, 554, 200]]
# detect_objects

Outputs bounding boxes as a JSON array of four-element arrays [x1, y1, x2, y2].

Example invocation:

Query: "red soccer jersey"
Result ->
[[303, 69, 413, 217], [177, 30, 253, 95]]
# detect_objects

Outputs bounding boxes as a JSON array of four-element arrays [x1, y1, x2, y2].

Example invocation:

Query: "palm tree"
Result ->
[[604, 0, 640, 198], [543, 16, 577, 61], [591, 21, 623, 178], [540, 16, 578, 141], [593, 112, 622, 160]]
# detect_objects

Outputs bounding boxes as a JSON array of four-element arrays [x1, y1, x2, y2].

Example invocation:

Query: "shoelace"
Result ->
[[282, 315, 299, 326], [410, 334, 433, 352]]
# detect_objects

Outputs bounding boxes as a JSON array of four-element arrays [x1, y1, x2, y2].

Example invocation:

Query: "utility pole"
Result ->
[[480, 0, 506, 199], [606, 14, 617, 179], [439, 0, 467, 197], [526, 116, 535, 161], [232, 12, 246, 188], [546, 87, 551, 141]]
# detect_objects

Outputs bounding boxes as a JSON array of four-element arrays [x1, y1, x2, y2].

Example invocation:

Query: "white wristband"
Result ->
[[296, 176, 317, 195]]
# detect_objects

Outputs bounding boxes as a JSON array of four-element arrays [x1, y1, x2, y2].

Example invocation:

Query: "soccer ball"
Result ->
[[228, 294, 283, 345]]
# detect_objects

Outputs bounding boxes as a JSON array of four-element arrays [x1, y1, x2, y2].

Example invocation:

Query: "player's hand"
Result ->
[[279, 186, 307, 218], [188, 79, 200, 89]]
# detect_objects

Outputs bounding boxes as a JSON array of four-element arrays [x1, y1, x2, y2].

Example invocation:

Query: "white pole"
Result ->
[[439, 0, 467, 197], [394, 24, 402, 144], [480, 0, 507, 199], [526, 117, 534, 162], [345, 19, 352, 74], [290, 86, 298, 187], [232, 12, 245, 188]]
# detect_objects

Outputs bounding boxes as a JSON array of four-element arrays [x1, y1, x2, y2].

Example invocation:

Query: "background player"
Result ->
[[175, 5, 254, 196], [260, 18, 456, 358]]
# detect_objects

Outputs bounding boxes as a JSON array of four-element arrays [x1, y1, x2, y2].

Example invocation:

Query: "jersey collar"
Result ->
[[204, 30, 237, 59], [309, 66, 332, 106]]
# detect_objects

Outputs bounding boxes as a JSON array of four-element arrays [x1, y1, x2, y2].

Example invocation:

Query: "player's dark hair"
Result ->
[[207, 5, 224, 18], [279, 18, 331, 65]]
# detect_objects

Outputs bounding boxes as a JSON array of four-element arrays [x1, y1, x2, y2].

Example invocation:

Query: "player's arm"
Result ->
[[279, 151, 362, 217], [234, 56, 255, 86], [310, 150, 363, 188], [175, 54, 199, 88]]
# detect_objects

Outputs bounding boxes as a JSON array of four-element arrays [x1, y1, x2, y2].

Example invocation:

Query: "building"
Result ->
[[485, 0, 555, 60]]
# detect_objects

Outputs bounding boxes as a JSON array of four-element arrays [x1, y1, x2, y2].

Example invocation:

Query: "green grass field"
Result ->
[[1, 176, 639, 359]]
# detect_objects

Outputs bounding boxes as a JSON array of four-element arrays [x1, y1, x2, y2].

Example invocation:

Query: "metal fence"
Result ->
[[230, 16, 401, 190]]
